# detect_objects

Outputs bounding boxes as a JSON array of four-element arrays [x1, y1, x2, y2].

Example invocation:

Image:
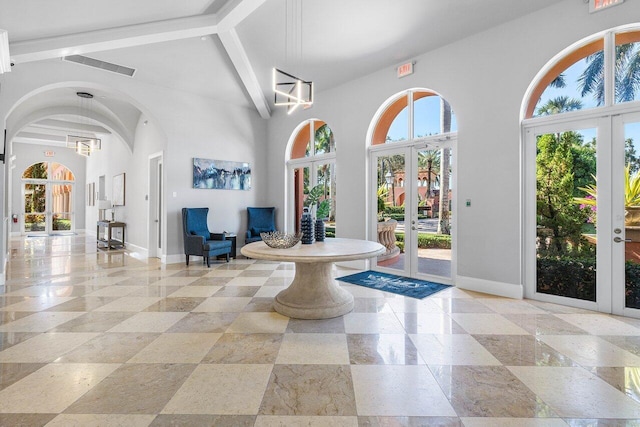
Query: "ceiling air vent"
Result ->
[[63, 55, 136, 77]]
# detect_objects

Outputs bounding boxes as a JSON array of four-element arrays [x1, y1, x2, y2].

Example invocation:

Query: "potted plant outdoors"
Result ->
[[305, 184, 332, 241], [575, 164, 640, 226]]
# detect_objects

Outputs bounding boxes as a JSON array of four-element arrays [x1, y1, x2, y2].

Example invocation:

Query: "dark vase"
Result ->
[[300, 208, 314, 244], [315, 219, 326, 242]]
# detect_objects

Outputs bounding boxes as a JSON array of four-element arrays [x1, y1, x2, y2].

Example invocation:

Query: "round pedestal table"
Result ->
[[241, 238, 385, 319]]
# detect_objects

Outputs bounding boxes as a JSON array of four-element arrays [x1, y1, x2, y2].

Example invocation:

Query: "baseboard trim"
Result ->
[[123, 242, 148, 260], [166, 254, 186, 265], [456, 275, 523, 299]]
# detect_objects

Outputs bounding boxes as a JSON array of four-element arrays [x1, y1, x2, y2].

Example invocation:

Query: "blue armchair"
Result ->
[[182, 208, 232, 267], [245, 207, 276, 243]]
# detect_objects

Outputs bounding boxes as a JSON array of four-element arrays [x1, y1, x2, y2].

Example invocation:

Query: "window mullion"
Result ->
[[604, 31, 615, 107]]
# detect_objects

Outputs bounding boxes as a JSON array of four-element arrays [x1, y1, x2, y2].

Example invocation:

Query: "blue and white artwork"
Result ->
[[193, 158, 251, 190]]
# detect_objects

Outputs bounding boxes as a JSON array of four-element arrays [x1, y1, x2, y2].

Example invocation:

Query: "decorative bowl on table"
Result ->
[[260, 231, 303, 249]]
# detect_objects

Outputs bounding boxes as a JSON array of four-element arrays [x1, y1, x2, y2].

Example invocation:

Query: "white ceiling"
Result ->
[[0, 0, 560, 143]]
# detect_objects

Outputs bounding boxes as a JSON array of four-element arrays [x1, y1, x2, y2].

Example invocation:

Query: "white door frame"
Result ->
[[21, 179, 75, 235], [612, 111, 640, 317], [369, 136, 456, 283], [286, 153, 336, 233], [524, 117, 607, 312], [148, 152, 164, 260]]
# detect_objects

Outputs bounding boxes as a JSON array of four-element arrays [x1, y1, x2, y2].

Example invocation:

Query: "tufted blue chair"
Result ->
[[245, 207, 276, 243], [182, 208, 232, 267]]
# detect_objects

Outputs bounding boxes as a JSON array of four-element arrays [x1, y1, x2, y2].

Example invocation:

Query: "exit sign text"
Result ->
[[397, 62, 414, 78], [590, 0, 624, 13]]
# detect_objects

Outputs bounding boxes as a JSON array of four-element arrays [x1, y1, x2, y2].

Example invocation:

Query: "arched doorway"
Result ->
[[286, 119, 336, 235], [522, 26, 640, 317], [21, 161, 75, 235], [368, 88, 456, 284]]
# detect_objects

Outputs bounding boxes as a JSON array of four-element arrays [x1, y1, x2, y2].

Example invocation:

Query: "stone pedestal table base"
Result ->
[[240, 238, 385, 320], [274, 262, 353, 319]]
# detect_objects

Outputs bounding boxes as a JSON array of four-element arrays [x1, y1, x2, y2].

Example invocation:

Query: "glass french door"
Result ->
[[372, 143, 454, 284], [23, 182, 74, 235], [288, 159, 336, 234], [526, 113, 639, 316], [613, 112, 640, 316]]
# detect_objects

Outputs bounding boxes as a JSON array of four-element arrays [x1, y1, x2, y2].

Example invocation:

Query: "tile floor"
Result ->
[[1, 234, 640, 426]]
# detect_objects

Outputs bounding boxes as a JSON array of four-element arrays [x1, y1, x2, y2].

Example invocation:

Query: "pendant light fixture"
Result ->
[[272, 0, 313, 114], [66, 91, 101, 156]]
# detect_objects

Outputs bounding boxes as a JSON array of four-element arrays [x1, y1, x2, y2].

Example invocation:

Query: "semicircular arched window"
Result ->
[[22, 162, 75, 181], [526, 30, 640, 118], [372, 90, 458, 145]]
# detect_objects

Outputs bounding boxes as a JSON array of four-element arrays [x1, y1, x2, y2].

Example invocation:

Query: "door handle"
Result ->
[[614, 237, 632, 243]]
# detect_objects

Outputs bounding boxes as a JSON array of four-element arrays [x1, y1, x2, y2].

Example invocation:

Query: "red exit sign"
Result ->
[[590, 0, 624, 13], [397, 62, 414, 78]]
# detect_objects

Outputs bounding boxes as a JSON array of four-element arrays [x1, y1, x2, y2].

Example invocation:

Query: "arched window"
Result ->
[[371, 90, 457, 145], [287, 119, 336, 234], [525, 30, 640, 118]]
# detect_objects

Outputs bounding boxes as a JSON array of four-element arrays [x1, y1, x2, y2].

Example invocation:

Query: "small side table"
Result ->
[[97, 221, 126, 250], [218, 233, 237, 259]]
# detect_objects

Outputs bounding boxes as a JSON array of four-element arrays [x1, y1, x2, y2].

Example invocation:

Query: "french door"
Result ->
[[371, 141, 454, 284], [287, 158, 336, 233], [525, 112, 640, 316], [23, 181, 74, 235]]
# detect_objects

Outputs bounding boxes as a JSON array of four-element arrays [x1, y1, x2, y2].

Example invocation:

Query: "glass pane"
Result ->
[[313, 162, 336, 237], [536, 128, 597, 301], [314, 123, 334, 155], [416, 148, 452, 278], [22, 162, 48, 179], [52, 213, 71, 231], [625, 121, 640, 309], [51, 184, 72, 232], [24, 214, 45, 232], [294, 166, 310, 233], [387, 107, 409, 143], [414, 96, 458, 138], [51, 163, 75, 181], [615, 39, 640, 105], [377, 154, 404, 272], [533, 50, 605, 117]]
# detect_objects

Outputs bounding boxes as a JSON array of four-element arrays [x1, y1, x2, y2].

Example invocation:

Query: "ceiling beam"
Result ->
[[217, 0, 268, 31], [219, 29, 270, 119], [10, 14, 219, 64]]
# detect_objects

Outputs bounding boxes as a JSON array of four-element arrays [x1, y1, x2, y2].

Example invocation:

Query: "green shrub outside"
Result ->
[[53, 219, 71, 230], [626, 262, 640, 309], [536, 257, 596, 301], [395, 232, 451, 249]]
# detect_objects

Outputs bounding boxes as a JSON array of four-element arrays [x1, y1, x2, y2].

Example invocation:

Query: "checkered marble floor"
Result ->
[[2, 234, 640, 426]]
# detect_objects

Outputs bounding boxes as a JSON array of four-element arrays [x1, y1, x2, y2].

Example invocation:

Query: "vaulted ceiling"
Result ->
[[0, 0, 559, 146]]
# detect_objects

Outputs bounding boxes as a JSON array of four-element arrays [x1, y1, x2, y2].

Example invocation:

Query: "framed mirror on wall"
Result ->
[[113, 173, 125, 206]]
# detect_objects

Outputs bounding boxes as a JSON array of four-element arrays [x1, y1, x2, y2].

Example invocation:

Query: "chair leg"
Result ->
[[186, 255, 189, 266], [226, 253, 230, 262], [206, 255, 210, 268]]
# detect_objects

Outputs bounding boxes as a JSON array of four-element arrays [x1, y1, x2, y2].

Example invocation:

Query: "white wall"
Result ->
[[11, 143, 87, 234], [265, 0, 640, 297]]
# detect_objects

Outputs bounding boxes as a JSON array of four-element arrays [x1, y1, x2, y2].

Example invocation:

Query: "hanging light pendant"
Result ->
[[272, 0, 313, 114], [67, 91, 101, 156], [272, 68, 313, 113]]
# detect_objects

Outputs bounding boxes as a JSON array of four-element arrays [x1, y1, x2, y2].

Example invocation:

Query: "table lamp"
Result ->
[[98, 199, 111, 221]]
